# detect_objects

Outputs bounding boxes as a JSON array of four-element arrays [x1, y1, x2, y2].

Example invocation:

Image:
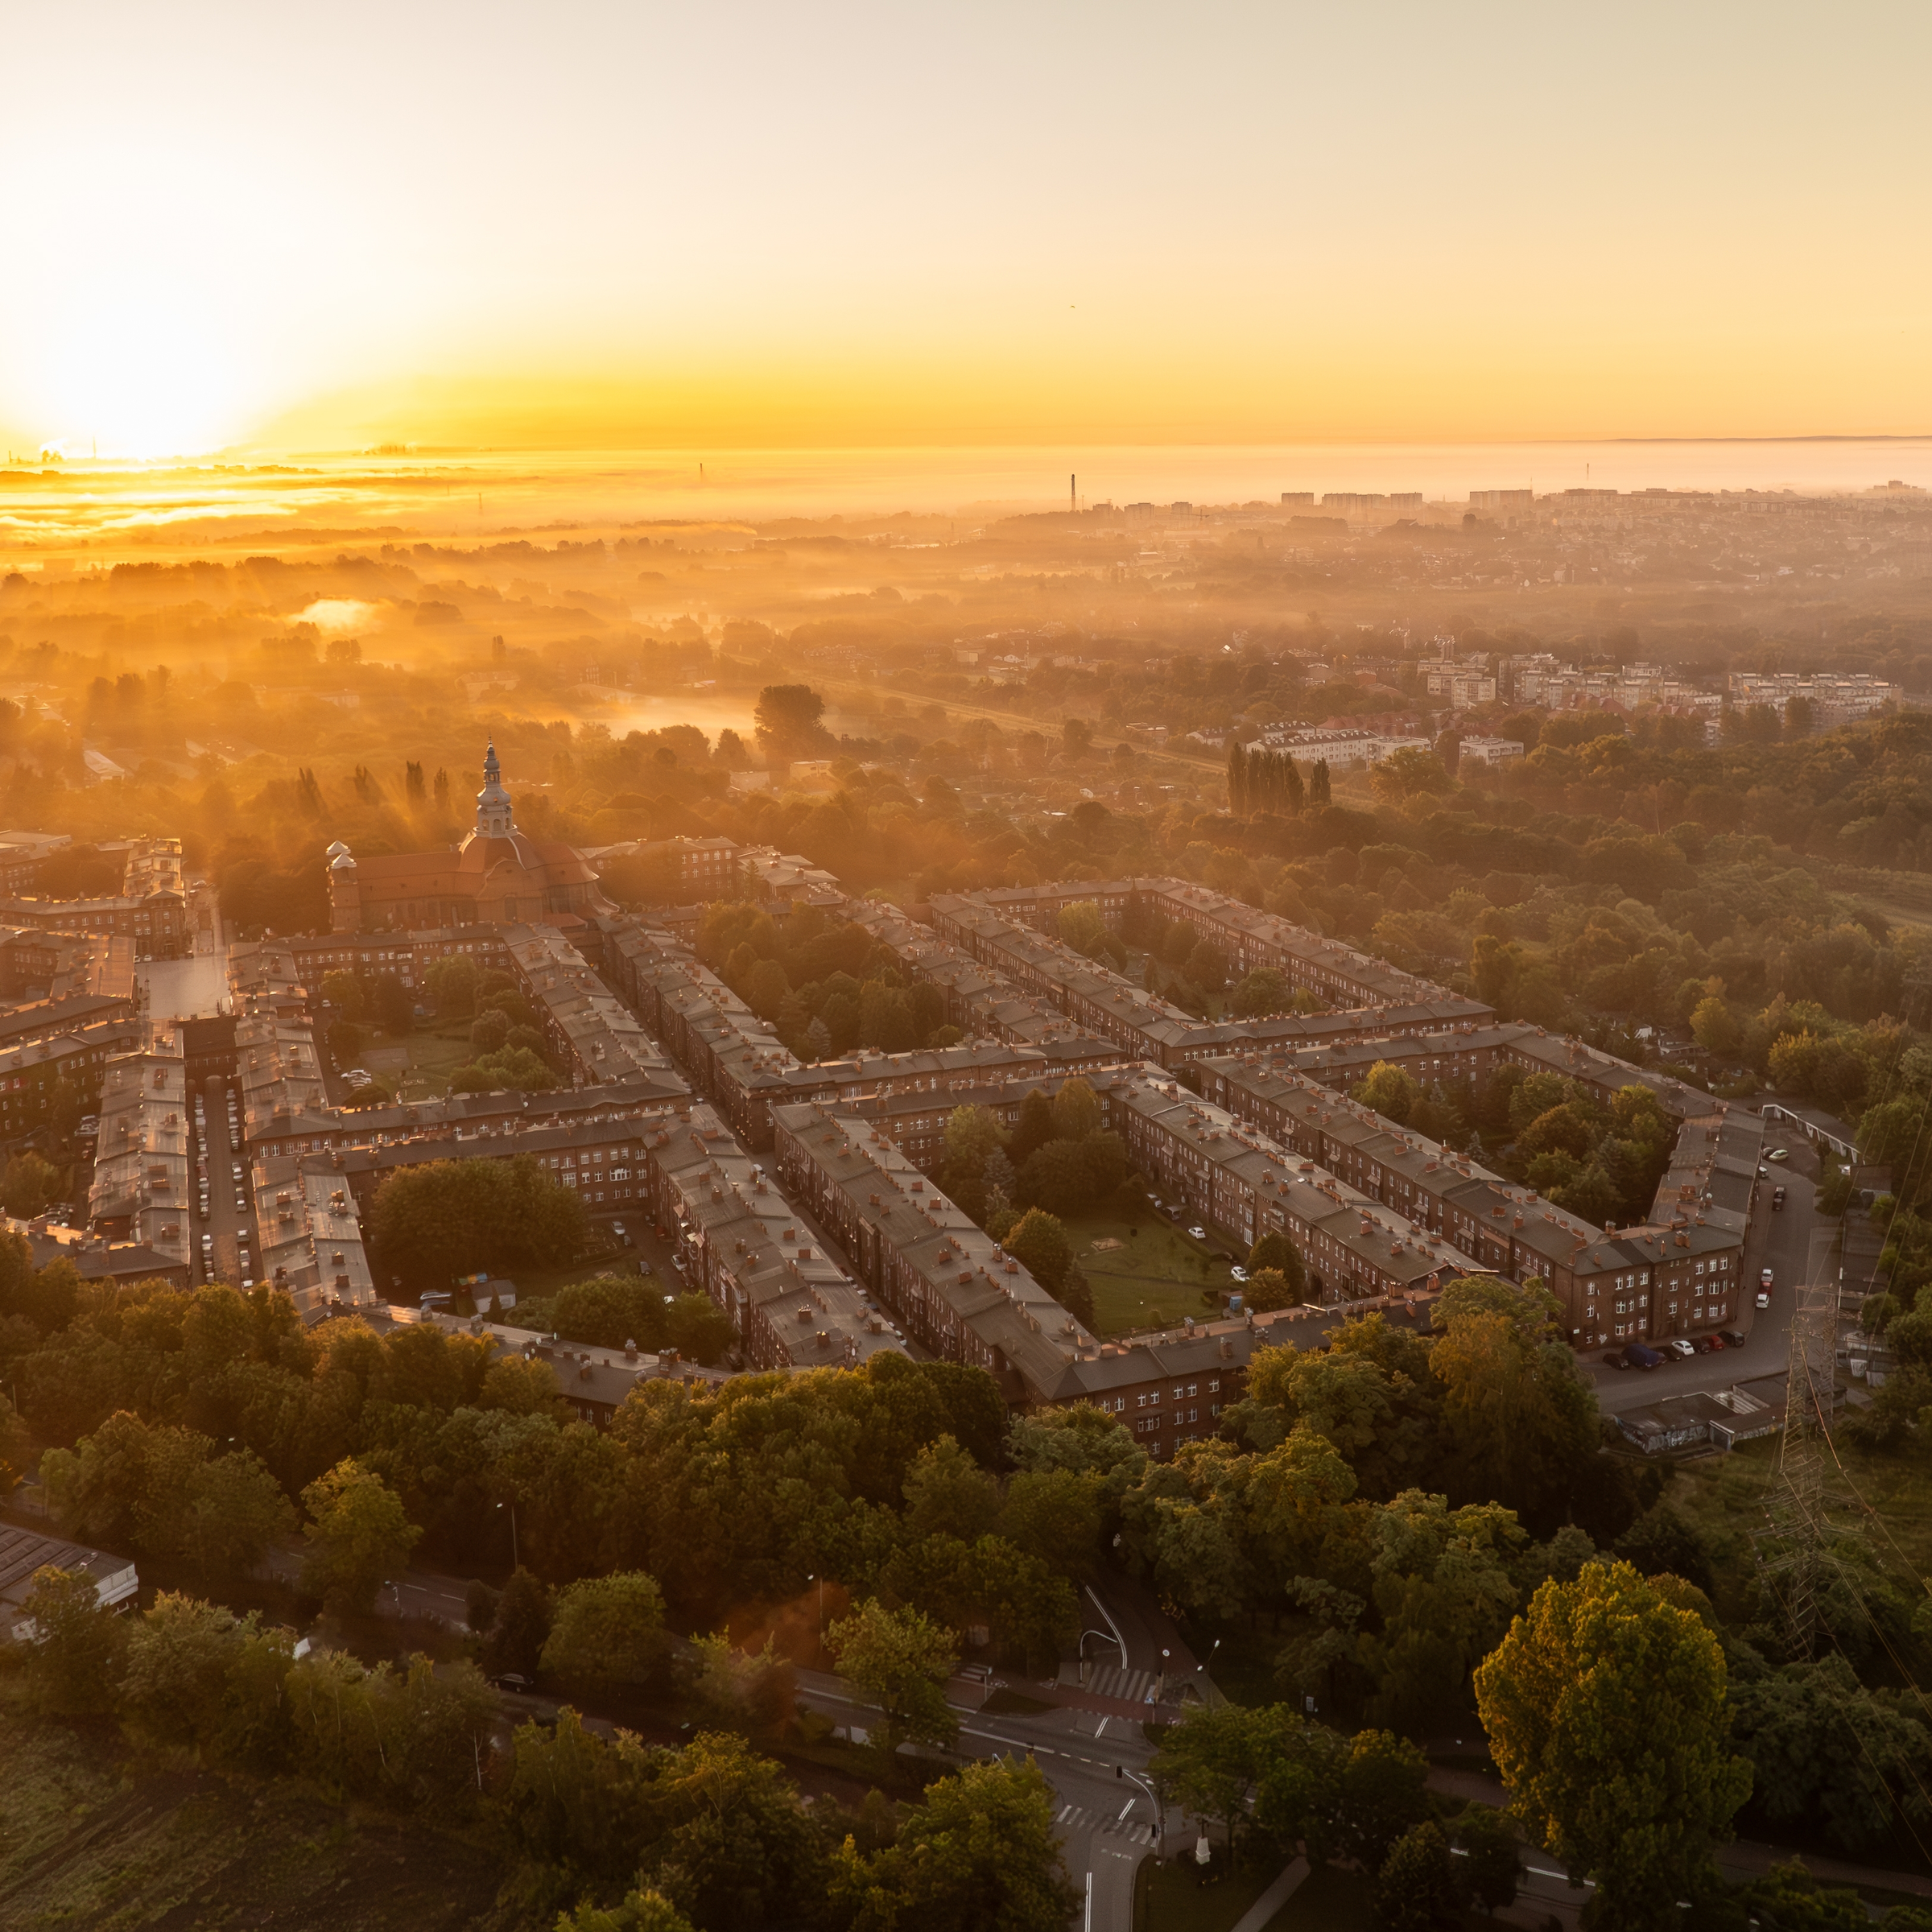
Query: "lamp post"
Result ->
[[497, 1500, 519, 1570], [807, 1572, 824, 1657], [1156, 1645, 1170, 1703]]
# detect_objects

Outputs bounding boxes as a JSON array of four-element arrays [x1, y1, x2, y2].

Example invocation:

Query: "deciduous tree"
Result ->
[[825, 1600, 960, 1767], [1475, 1560, 1752, 1929], [300, 1458, 422, 1612]]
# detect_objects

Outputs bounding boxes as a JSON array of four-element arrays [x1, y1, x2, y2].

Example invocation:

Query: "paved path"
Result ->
[[1229, 1856, 1310, 1931]]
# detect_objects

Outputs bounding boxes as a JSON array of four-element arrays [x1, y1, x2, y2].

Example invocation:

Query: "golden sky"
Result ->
[[4, 2, 1930, 456]]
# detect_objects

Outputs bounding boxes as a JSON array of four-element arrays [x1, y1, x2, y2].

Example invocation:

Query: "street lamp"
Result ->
[[806, 1572, 824, 1653], [1156, 1646, 1170, 1703], [496, 1500, 519, 1570]]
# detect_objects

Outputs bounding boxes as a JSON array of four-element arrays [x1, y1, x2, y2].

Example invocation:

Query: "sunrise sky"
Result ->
[[5, 2, 1930, 456]]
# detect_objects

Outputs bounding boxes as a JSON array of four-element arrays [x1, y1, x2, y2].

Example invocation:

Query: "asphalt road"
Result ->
[[1584, 1134, 1833, 1414], [192, 1074, 258, 1289]]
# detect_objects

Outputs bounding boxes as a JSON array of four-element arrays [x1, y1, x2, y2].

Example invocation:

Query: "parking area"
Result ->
[[188, 1074, 258, 1290]]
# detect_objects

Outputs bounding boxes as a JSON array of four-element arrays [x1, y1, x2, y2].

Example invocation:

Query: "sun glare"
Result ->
[[31, 298, 254, 459]]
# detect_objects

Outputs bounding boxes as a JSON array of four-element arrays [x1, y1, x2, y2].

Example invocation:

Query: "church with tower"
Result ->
[[327, 743, 605, 934]]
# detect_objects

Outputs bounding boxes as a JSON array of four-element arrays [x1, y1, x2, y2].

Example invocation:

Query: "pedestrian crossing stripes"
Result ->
[[1055, 1802, 1154, 1847], [1081, 1666, 1159, 1704]]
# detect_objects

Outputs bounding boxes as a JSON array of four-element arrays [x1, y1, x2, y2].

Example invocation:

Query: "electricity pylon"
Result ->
[[1758, 1282, 1845, 1657]]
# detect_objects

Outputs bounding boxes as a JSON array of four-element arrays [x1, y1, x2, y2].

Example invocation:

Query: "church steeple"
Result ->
[[475, 740, 514, 836]]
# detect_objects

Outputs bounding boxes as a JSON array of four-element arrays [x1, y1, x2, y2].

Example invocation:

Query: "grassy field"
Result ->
[[0, 1696, 521, 1931], [1265, 1864, 1373, 1930], [1063, 1212, 1232, 1335], [1666, 1429, 1932, 1622], [392, 1026, 481, 1101], [1136, 1855, 1284, 1931], [1133, 1854, 1371, 1932]]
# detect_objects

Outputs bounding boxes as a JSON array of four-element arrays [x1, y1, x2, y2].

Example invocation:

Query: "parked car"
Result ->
[[1757, 1290, 1772, 1309], [1187, 1224, 1208, 1241], [1601, 1350, 1630, 1371], [1769, 1147, 1790, 1162], [1772, 1187, 1786, 1210], [1761, 1267, 1775, 1289], [1229, 1265, 1249, 1283], [1662, 1338, 1696, 1360], [1692, 1336, 1719, 1355], [1719, 1329, 1748, 1348], [1624, 1343, 1665, 1370]]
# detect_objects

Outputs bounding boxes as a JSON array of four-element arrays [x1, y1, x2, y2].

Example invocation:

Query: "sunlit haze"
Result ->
[[5, 2, 1932, 456]]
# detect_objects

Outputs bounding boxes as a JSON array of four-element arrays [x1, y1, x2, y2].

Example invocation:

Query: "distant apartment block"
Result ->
[[1728, 671, 1902, 729], [1321, 492, 1423, 518], [1468, 489, 1534, 512], [1455, 735, 1525, 767]]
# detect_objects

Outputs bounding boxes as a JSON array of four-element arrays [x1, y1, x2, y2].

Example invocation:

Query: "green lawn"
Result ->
[[1136, 1855, 1283, 1932], [1263, 1864, 1373, 1930], [393, 1026, 483, 1100], [1063, 1211, 1232, 1335]]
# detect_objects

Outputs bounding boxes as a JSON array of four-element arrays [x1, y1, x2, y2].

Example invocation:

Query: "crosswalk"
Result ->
[[1078, 1665, 1161, 1704], [1056, 1802, 1155, 1847]]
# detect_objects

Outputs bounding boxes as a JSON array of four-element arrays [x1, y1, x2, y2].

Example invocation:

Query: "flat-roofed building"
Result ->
[[0, 1525, 138, 1640]]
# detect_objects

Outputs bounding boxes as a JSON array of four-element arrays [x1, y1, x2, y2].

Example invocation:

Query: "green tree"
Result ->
[[1352, 1061, 1422, 1125], [426, 952, 480, 1017], [1689, 989, 1741, 1057], [1475, 1560, 1751, 1929], [122, 1592, 251, 1754], [321, 969, 365, 1020], [1232, 968, 1294, 1017], [485, 1566, 555, 1679], [557, 1891, 695, 1932], [997, 1468, 1104, 1581], [1374, 1820, 1459, 1931], [541, 1571, 665, 1692], [1338, 1728, 1431, 1868], [300, 1459, 422, 1613], [183, 1448, 299, 1586], [16, 1565, 126, 1714], [1057, 900, 1110, 959], [754, 683, 830, 758], [1002, 1208, 1074, 1294], [828, 1755, 1079, 1932], [1150, 1703, 1278, 1858], [370, 1154, 588, 1287], [942, 1104, 1006, 1182], [1451, 1803, 1520, 1913], [1360, 1492, 1525, 1736], [471, 1007, 511, 1055], [1430, 1280, 1600, 1520], [825, 1600, 960, 1768], [745, 956, 789, 1021], [1050, 1076, 1102, 1142], [902, 1435, 1001, 1542], [2, 1150, 62, 1219]]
